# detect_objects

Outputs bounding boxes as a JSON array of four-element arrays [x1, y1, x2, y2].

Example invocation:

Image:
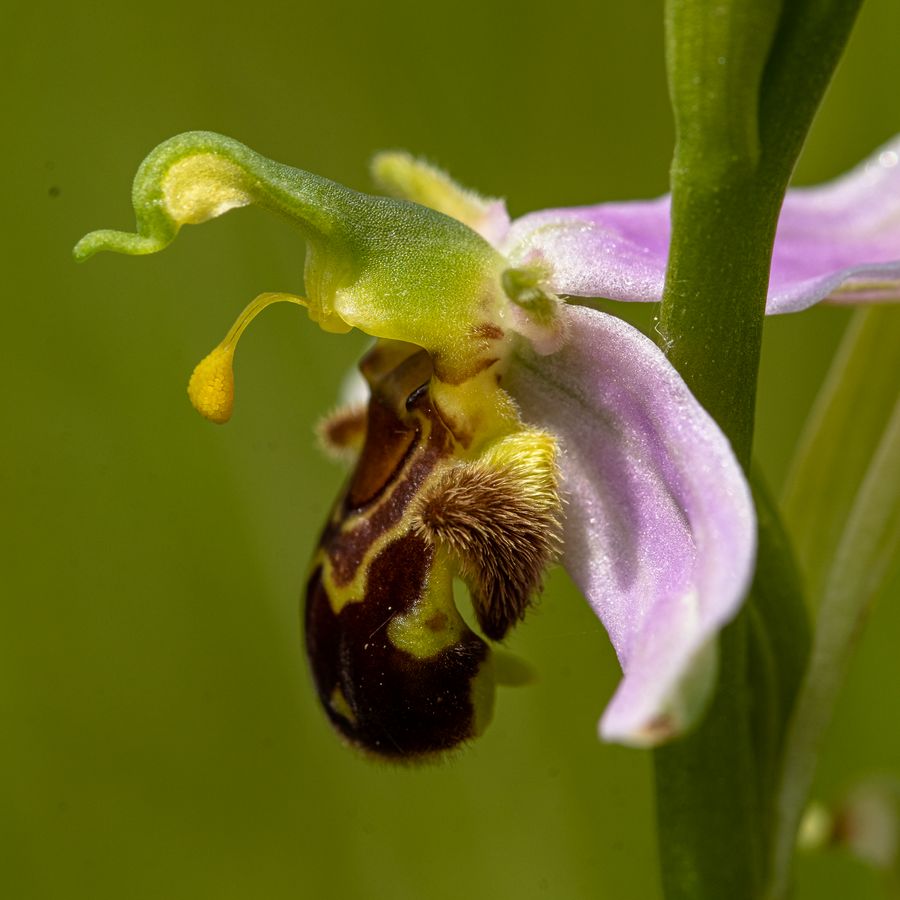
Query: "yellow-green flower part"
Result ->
[[75, 132, 563, 759]]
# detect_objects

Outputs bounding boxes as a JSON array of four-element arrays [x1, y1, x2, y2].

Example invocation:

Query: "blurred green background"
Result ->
[[3, 1, 899, 897]]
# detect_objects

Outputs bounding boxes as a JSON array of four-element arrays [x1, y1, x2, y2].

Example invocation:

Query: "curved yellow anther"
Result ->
[[187, 292, 308, 424]]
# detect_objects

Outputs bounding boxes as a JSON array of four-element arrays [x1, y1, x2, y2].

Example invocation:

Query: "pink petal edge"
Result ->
[[506, 305, 757, 746], [502, 135, 900, 315]]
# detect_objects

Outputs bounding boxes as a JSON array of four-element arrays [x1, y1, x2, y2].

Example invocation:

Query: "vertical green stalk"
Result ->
[[654, 2, 863, 898], [655, 618, 764, 899], [659, 184, 777, 463], [658, 0, 783, 466]]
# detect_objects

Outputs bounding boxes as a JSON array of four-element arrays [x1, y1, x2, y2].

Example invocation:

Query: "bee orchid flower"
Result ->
[[75, 133, 900, 756]]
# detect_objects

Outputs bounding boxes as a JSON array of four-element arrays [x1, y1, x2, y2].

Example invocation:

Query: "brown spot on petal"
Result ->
[[639, 714, 678, 744], [425, 611, 449, 632]]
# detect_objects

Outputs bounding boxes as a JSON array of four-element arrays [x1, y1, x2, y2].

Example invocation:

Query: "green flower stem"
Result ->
[[659, 185, 776, 463], [654, 483, 810, 900], [659, 0, 865, 465], [654, 616, 763, 899], [654, 2, 862, 898], [768, 312, 900, 900]]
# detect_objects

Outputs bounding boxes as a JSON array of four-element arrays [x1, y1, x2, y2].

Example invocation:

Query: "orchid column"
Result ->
[[653, 1, 863, 899]]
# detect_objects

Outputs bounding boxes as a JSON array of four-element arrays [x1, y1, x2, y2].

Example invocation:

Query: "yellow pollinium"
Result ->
[[186, 291, 308, 424], [188, 346, 236, 423]]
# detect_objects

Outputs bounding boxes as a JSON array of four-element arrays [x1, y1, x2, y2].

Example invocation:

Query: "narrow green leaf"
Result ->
[[770, 395, 900, 899], [783, 306, 900, 603], [749, 475, 812, 782], [757, 0, 866, 186]]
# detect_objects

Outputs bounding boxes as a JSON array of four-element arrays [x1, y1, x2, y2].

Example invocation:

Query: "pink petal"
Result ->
[[505, 305, 756, 746], [767, 139, 900, 312], [503, 198, 670, 303], [503, 136, 900, 314]]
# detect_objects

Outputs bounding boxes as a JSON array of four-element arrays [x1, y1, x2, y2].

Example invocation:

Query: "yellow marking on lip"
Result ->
[[386, 551, 466, 658], [316, 416, 447, 615]]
